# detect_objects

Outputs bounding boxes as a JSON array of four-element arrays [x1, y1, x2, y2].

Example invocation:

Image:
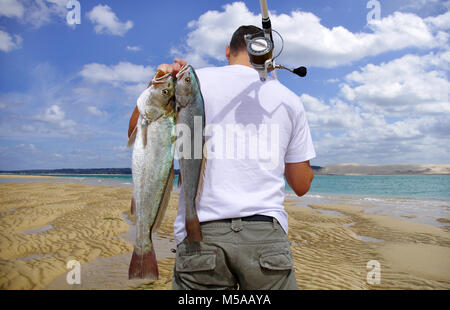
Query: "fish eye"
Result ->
[[162, 89, 169, 95], [185, 77, 191, 84]]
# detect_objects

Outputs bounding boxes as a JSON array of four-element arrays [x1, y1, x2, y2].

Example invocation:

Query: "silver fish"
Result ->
[[175, 64, 205, 242], [127, 71, 176, 280]]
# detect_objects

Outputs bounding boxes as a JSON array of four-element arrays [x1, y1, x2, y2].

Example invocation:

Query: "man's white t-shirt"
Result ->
[[173, 65, 315, 245]]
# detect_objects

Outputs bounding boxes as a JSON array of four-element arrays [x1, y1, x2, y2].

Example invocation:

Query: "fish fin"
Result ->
[[128, 247, 158, 280], [127, 126, 138, 148], [130, 196, 135, 215], [153, 166, 174, 231], [142, 124, 147, 147]]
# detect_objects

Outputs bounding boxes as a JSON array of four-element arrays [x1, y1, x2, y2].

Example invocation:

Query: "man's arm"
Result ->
[[128, 105, 140, 138], [285, 161, 314, 197]]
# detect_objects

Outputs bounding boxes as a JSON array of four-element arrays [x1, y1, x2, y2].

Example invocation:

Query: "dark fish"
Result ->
[[175, 64, 205, 242]]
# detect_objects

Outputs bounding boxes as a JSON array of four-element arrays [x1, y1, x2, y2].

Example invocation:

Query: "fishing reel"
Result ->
[[246, 0, 307, 82], [245, 32, 274, 81]]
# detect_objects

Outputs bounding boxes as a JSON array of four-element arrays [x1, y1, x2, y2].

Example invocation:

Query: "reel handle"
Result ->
[[293, 66, 307, 77], [275, 64, 308, 78]]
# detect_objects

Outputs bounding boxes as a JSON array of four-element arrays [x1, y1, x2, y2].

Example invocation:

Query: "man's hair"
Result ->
[[229, 25, 263, 55]]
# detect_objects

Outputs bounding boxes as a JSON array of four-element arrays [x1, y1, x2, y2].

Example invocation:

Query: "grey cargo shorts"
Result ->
[[172, 216, 298, 290]]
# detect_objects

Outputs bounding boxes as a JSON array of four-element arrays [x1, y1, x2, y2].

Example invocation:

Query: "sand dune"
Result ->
[[317, 163, 450, 175], [0, 180, 449, 289]]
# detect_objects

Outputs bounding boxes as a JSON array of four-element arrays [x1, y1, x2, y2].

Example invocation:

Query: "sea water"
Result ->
[[288, 175, 450, 227], [3, 174, 449, 227], [38, 174, 449, 199], [305, 175, 450, 199]]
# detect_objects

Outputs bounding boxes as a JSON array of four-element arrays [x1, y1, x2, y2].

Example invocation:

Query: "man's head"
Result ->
[[226, 25, 263, 65]]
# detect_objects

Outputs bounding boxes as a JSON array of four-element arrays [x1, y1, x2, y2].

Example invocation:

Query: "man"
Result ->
[[129, 25, 315, 289]]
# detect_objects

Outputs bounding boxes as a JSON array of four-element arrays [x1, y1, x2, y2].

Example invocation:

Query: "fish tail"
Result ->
[[130, 196, 135, 215], [128, 246, 158, 280], [185, 156, 206, 243], [185, 214, 203, 242]]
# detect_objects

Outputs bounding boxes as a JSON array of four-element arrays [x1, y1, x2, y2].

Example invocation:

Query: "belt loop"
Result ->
[[273, 217, 278, 230], [231, 218, 243, 232]]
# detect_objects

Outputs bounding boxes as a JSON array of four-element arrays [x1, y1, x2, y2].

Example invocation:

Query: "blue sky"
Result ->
[[0, 0, 449, 170]]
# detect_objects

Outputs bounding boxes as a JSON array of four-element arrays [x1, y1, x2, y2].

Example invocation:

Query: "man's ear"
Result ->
[[226, 45, 231, 61]]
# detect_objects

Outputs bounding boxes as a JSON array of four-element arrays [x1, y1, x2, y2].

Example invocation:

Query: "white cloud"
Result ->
[[79, 62, 154, 96], [126, 45, 141, 52], [80, 62, 153, 84], [175, 2, 448, 68], [339, 52, 450, 116], [122, 82, 149, 97], [37, 104, 65, 122], [35, 104, 77, 135], [87, 106, 107, 117], [87, 5, 133, 36], [425, 10, 450, 30], [0, 0, 24, 18], [174, 2, 256, 66], [312, 115, 449, 165], [301, 94, 366, 130], [0, 29, 22, 52], [302, 94, 449, 164], [0, 0, 69, 28], [398, 0, 448, 13], [304, 50, 450, 164], [20, 0, 67, 28]]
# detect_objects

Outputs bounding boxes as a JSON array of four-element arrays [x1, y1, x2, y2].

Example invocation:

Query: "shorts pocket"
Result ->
[[259, 247, 293, 271], [176, 251, 216, 272]]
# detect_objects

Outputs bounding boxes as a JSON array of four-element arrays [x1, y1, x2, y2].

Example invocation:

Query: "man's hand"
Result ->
[[156, 58, 187, 76], [285, 161, 314, 197]]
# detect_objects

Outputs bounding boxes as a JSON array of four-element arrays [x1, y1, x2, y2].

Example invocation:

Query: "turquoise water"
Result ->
[[306, 175, 450, 199], [43, 174, 450, 199]]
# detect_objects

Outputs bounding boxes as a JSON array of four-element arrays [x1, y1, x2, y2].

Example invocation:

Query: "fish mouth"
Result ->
[[176, 64, 190, 80], [152, 71, 173, 84]]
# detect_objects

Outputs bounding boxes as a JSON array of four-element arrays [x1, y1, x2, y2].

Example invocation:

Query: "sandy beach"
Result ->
[[0, 176, 449, 290]]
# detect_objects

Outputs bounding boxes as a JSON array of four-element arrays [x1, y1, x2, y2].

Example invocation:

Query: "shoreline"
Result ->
[[0, 175, 65, 179], [0, 179, 449, 289]]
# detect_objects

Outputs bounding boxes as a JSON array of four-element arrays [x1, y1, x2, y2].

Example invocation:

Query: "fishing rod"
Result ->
[[245, 0, 307, 81]]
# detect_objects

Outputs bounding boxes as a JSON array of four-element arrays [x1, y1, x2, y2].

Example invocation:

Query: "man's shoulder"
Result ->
[[261, 78, 304, 111], [196, 66, 225, 75], [267, 78, 299, 98], [195, 66, 227, 83]]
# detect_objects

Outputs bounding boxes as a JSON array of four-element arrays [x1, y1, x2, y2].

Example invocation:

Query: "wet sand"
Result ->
[[0, 179, 449, 289]]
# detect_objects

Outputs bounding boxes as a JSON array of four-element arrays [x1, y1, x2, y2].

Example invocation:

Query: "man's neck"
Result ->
[[228, 51, 252, 67]]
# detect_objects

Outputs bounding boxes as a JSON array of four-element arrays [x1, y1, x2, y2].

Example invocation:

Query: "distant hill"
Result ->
[[0, 168, 179, 175], [0, 168, 132, 175], [315, 164, 450, 176]]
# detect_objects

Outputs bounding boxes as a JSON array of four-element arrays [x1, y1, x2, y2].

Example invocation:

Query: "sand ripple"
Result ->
[[1, 181, 449, 289]]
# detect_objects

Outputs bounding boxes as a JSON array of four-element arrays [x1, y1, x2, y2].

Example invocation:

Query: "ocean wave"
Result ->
[[305, 194, 323, 199], [363, 197, 383, 202]]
